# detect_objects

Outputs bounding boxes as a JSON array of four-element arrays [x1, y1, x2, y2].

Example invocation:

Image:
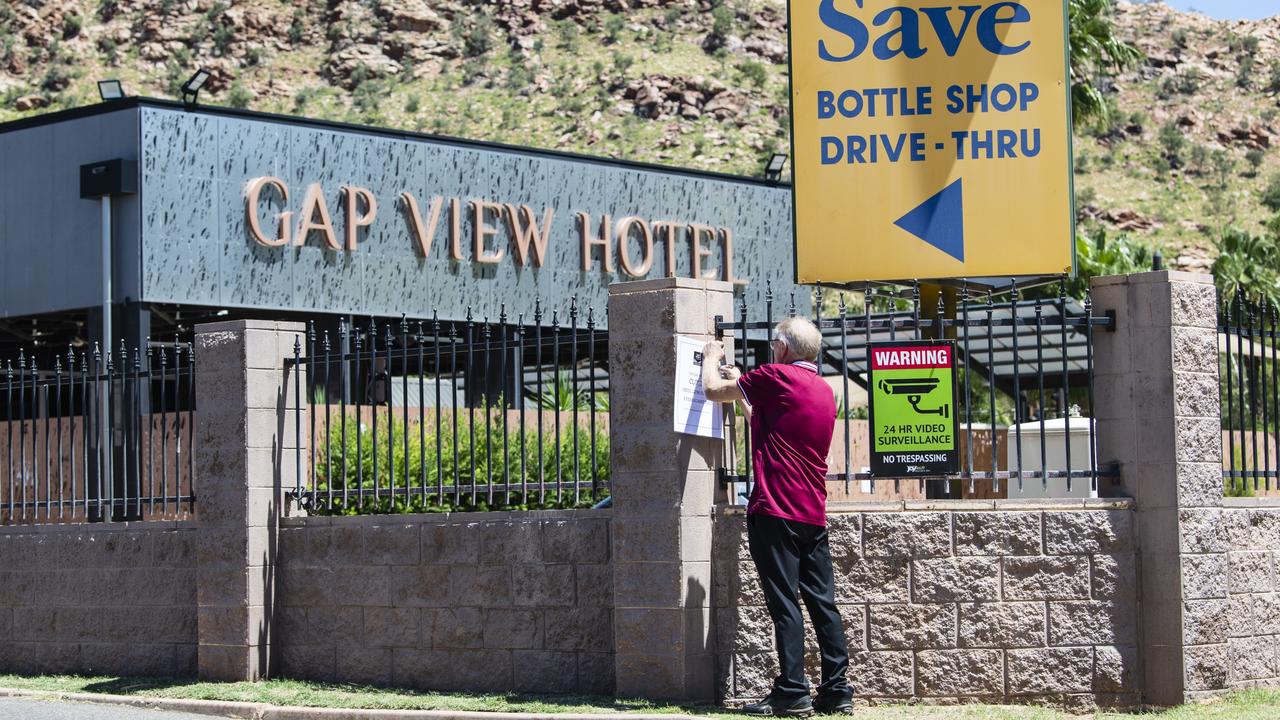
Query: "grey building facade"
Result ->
[[0, 98, 801, 353]]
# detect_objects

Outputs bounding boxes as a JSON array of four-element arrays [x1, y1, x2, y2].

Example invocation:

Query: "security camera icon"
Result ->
[[878, 377, 950, 418]]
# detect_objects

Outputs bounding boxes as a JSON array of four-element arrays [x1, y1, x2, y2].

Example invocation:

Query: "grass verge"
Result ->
[[3, 674, 1280, 719]]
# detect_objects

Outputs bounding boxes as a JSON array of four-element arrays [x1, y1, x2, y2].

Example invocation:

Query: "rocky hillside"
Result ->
[[0, 0, 792, 173], [1080, 2, 1280, 273], [0, 0, 1276, 271]]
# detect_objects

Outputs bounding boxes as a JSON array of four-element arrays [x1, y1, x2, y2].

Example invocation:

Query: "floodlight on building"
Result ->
[[764, 153, 788, 182], [97, 79, 125, 101], [181, 69, 211, 107]]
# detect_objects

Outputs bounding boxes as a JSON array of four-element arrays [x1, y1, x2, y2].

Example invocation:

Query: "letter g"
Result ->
[[818, 0, 868, 62]]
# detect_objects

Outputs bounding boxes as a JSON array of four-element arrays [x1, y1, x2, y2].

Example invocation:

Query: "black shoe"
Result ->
[[742, 693, 814, 717], [812, 689, 853, 715]]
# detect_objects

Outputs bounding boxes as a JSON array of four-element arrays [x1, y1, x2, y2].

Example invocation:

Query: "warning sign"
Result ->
[[868, 341, 959, 477]]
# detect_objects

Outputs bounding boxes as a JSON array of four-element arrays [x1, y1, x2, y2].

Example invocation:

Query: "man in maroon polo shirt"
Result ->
[[702, 317, 851, 717]]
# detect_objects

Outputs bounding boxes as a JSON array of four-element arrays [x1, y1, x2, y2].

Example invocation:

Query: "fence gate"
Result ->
[[1, 341, 195, 524], [716, 280, 1117, 499]]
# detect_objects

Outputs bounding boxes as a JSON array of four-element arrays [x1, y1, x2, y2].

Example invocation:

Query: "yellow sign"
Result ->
[[789, 0, 1074, 283]]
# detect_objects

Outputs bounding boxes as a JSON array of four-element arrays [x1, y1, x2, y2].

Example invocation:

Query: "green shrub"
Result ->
[[612, 52, 634, 75], [289, 11, 305, 44], [1075, 185, 1097, 207], [506, 60, 532, 90], [293, 86, 317, 112], [1247, 149, 1267, 177], [227, 81, 252, 109], [310, 413, 610, 514], [1086, 96, 1124, 139], [1064, 229, 1153, 299], [1237, 54, 1255, 89], [213, 24, 234, 55], [1213, 229, 1280, 307], [1158, 121, 1187, 168], [460, 13, 495, 57], [1157, 69, 1202, 99], [738, 60, 767, 89], [1229, 33, 1260, 56], [1225, 476, 1256, 498], [460, 58, 486, 87], [603, 13, 625, 44], [652, 29, 673, 54], [348, 64, 390, 116], [554, 19, 579, 52], [1189, 143, 1211, 175], [711, 6, 734, 38], [40, 63, 74, 93], [165, 60, 188, 97], [404, 94, 420, 114], [63, 14, 82, 38], [1267, 61, 1280, 94], [97, 0, 119, 21], [1262, 173, 1280, 213], [98, 37, 118, 64]]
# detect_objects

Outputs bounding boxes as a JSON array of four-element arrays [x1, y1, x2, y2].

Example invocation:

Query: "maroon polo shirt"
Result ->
[[736, 361, 835, 527]]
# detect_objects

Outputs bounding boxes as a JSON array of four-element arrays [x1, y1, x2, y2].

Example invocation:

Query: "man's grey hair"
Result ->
[[775, 317, 822, 361]]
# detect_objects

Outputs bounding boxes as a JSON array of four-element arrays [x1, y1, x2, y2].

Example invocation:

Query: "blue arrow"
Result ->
[[894, 179, 965, 262]]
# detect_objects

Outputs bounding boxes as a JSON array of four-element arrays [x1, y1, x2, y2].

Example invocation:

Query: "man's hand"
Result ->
[[702, 340, 726, 366], [701, 340, 745, 404]]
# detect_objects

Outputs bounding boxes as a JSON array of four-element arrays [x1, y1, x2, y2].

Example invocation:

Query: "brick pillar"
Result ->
[[194, 320, 305, 680], [1091, 271, 1226, 704], [608, 278, 735, 701]]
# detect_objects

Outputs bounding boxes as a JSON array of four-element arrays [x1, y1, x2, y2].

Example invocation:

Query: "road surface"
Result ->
[[0, 697, 221, 720]]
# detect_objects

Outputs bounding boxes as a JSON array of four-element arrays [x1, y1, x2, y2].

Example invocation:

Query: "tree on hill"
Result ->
[[1069, 0, 1142, 127]]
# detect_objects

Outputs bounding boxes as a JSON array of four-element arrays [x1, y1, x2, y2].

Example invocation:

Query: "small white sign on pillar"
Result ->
[[674, 335, 724, 439]]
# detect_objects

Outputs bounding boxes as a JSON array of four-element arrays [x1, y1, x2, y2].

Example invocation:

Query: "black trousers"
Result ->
[[747, 513, 850, 700]]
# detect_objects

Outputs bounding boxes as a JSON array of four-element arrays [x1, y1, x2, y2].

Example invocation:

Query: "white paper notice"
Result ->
[[674, 336, 724, 439]]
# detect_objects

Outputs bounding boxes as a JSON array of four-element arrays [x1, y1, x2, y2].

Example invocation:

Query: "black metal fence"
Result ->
[[290, 301, 610, 514], [1, 341, 196, 524], [1220, 293, 1279, 496], [716, 280, 1117, 498]]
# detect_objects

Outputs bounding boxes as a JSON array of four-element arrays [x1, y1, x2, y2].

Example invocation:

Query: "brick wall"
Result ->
[[714, 502, 1138, 711], [0, 521, 198, 676], [277, 510, 613, 694], [1224, 501, 1280, 688]]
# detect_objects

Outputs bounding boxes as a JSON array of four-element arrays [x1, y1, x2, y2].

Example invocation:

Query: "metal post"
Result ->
[[101, 196, 112, 360], [95, 196, 114, 521]]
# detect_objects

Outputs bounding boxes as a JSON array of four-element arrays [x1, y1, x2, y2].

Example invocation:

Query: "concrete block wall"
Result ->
[[714, 502, 1139, 711], [608, 278, 734, 701], [1092, 271, 1227, 703], [276, 510, 614, 695], [0, 521, 198, 676], [1223, 501, 1280, 688], [193, 319, 304, 681]]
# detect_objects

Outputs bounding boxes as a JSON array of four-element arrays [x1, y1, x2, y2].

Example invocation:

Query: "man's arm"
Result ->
[[701, 341, 745, 403]]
